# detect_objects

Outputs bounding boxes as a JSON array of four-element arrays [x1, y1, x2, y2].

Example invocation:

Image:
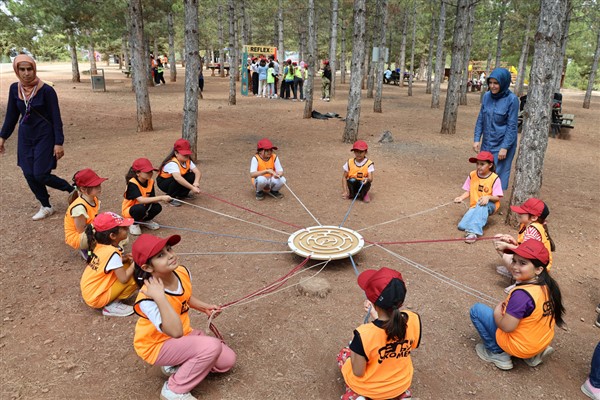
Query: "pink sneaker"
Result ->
[[581, 378, 600, 399], [362, 193, 371, 203]]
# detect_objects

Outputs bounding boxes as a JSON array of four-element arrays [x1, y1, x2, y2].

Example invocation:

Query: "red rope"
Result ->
[[367, 236, 497, 245], [198, 190, 304, 229]]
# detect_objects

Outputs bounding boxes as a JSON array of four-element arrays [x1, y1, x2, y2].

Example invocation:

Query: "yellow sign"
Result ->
[[244, 45, 277, 55]]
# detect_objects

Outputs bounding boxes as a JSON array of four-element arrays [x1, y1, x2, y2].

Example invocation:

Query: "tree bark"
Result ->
[[343, 0, 366, 143], [399, 12, 408, 86], [583, 28, 600, 109], [459, 3, 475, 105], [514, 18, 531, 97], [303, 0, 316, 118], [228, 0, 237, 105], [278, 0, 284, 62], [168, 10, 177, 82], [68, 31, 80, 83], [88, 33, 97, 75], [373, 0, 388, 113], [182, 0, 200, 160], [431, 0, 446, 108], [552, 0, 571, 93], [218, 2, 225, 77], [480, 49, 493, 103], [329, 0, 339, 98], [298, 14, 306, 63], [365, 8, 374, 95], [408, 0, 416, 97], [128, 0, 153, 132], [340, 19, 347, 84], [440, 0, 469, 134], [507, 0, 566, 225], [241, 0, 249, 50], [495, 4, 506, 68]]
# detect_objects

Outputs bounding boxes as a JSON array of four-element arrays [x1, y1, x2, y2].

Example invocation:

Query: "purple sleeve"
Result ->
[[505, 289, 535, 319], [462, 175, 471, 192], [492, 177, 503, 197], [0, 84, 20, 140]]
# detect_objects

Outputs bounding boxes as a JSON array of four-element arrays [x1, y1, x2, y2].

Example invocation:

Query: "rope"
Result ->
[[175, 199, 291, 236], [358, 201, 455, 232], [283, 181, 322, 226], [135, 222, 286, 245], [197, 189, 304, 229], [374, 244, 500, 305], [179, 250, 295, 256], [368, 236, 497, 246], [339, 181, 365, 228], [349, 254, 373, 324]]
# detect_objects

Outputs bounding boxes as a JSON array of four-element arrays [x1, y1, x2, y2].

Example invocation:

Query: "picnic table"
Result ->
[[207, 64, 230, 76], [551, 113, 575, 138]]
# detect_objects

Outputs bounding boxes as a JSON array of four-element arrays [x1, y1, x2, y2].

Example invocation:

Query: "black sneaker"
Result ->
[[256, 191, 265, 201], [596, 313, 600, 328], [269, 190, 284, 199]]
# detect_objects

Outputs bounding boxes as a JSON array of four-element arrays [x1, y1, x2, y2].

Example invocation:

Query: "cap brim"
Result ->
[[146, 235, 182, 264], [468, 157, 478, 163], [510, 205, 527, 214], [119, 217, 135, 227], [177, 150, 192, 156], [88, 177, 108, 186], [139, 167, 159, 172]]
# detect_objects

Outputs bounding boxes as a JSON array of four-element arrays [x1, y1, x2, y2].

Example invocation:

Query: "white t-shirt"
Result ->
[[105, 253, 124, 272], [343, 158, 375, 173], [163, 160, 196, 175], [250, 156, 283, 174], [138, 279, 184, 333]]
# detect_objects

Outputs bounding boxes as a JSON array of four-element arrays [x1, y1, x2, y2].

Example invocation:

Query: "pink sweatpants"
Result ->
[[154, 329, 236, 394]]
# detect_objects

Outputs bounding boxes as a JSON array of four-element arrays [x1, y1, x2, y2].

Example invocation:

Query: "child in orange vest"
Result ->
[[250, 138, 286, 200], [123, 158, 172, 236], [453, 151, 503, 243], [338, 267, 421, 400], [470, 240, 565, 370], [64, 168, 107, 258], [132, 234, 236, 400], [80, 212, 138, 317], [342, 140, 374, 203], [157, 139, 202, 206], [493, 197, 555, 293]]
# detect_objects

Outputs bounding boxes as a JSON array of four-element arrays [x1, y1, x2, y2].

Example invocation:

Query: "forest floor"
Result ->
[[0, 63, 599, 400]]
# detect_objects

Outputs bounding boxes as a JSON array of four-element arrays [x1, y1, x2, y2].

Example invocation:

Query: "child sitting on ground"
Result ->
[[80, 212, 138, 317], [453, 151, 502, 243], [64, 168, 107, 258], [338, 267, 421, 400], [157, 138, 202, 207], [123, 158, 172, 236], [250, 138, 286, 201], [493, 197, 555, 293], [342, 140, 374, 203], [470, 240, 564, 370]]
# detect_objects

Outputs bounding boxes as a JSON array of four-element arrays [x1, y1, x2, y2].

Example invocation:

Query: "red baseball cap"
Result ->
[[323, 60, 329, 65], [174, 138, 193, 156], [351, 140, 368, 151], [504, 239, 550, 266], [74, 168, 108, 188], [132, 158, 158, 173], [358, 267, 406, 309], [92, 212, 133, 232], [469, 151, 494, 163], [257, 138, 277, 151], [510, 198, 549, 218], [133, 234, 181, 266]]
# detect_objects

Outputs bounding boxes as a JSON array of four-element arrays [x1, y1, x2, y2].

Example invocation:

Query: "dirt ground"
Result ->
[[1, 63, 599, 400]]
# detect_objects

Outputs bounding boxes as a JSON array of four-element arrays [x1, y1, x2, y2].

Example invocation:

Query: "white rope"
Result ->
[[374, 244, 500, 305], [176, 199, 291, 235], [179, 250, 295, 256], [358, 201, 455, 232], [283, 181, 322, 226]]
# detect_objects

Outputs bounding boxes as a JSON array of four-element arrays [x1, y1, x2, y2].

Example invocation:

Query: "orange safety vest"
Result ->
[[64, 196, 100, 249], [468, 170, 500, 212], [80, 243, 123, 308], [517, 221, 553, 270], [496, 284, 555, 358], [251, 153, 278, 185], [159, 157, 190, 179], [133, 266, 194, 364], [347, 158, 373, 181], [122, 177, 155, 218], [342, 311, 421, 399]]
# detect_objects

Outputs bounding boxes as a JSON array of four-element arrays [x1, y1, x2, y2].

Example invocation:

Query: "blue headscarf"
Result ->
[[487, 68, 512, 99]]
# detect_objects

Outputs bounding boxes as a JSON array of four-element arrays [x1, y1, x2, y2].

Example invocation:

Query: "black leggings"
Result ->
[[346, 178, 371, 200], [156, 172, 195, 199], [128, 203, 163, 222], [24, 172, 74, 208]]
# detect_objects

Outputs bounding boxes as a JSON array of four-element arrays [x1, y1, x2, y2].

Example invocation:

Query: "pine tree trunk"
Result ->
[[228, 0, 237, 105], [459, 3, 475, 105], [408, 1, 416, 97], [278, 0, 284, 61], [153, 39, 158, 60], [419, 55, 426, 81], [364, 9, 374, 94], [168, 10, 177, 82], [182, 0, 200, 160], [343, 0, 367, 143], [88, 34, 97, 75], [329, 0, 339, 98], [480, 49, 492, 103], [583, 28, 600, 109], [495, 9, 505, 68], [218, 3, 225, 77], [340, 21, 347, 84], [373, 0, 388, 113], [507, 0, 566, 225], [552, 1, 571, 93], [514, 19, 531, 97], [68, 32, 80, 83], [303, 0, 316, 118], [241, 0, 249, 50], [119, 40, 125, 70], [440, 0, 469, 134], [399, 12, 408, 86], [431, 0, 446, 108], [128, 0, 153, 132], [299, 15, 306, 63]]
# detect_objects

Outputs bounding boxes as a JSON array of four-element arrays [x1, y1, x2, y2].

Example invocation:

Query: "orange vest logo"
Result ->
[[180, 300, 190, 314], [377, 339, 415, 363]]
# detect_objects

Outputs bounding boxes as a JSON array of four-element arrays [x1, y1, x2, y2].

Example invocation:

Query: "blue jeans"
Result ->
[[482, 145, 516, 191], [590, 342, 600, 388], [458, 202, 496, 236], [470, 302, 504, 354]]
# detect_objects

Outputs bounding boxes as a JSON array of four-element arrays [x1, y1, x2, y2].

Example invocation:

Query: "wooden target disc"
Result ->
[[287, 226, 364, 260]]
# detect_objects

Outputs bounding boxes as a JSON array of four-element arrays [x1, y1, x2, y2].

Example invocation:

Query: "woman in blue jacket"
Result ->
[[473, 68, 519, 191]]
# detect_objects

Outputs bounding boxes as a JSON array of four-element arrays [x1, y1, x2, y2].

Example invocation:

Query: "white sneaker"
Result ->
[[160, 382, 197, 400], [32, 206, 55, 220], [496, 265, 512, 278], [102, 301, 134, 317], [129, 224, 142, 235], [475, 343, 513, 370], [523, 346, 554, 367], [146, 220, 160, 230], [160, 365, 180, 377]]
